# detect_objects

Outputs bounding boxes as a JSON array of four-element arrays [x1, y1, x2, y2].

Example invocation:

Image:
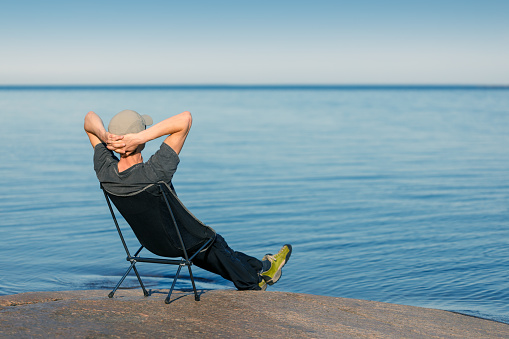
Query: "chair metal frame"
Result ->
[[102, 183, 214, 304]]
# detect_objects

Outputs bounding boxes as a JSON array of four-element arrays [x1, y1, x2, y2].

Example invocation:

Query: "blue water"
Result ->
[[1, 87, 508, 324]]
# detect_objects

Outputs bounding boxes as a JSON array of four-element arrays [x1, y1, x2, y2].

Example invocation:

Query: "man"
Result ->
[[84, 109, 292, 290]]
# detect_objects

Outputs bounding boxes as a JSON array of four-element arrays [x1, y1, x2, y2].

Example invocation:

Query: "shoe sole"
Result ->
[[265, 244, 292, 285]]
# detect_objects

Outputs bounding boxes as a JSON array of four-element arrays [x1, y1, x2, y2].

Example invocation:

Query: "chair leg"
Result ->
[[187, 265, 200, 301], [109, 261, 135, 298], [132, 265, 149, 297], [165, 265, 182, 304]]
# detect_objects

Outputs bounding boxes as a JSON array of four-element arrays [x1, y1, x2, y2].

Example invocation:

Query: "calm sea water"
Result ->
[[0, 87, 508, 323]]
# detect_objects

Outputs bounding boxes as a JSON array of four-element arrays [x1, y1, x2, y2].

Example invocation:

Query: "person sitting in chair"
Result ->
[[84, 109, 292, 291]]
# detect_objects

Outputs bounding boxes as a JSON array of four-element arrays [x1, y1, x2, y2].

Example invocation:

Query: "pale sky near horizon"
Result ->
[[1, 0, 508, 85]]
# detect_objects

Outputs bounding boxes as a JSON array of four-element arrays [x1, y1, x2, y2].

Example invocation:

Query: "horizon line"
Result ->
[[0, 84, 508, 91]]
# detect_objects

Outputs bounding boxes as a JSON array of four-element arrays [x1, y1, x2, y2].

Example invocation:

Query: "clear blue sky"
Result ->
[[1, 0, 508, 85]]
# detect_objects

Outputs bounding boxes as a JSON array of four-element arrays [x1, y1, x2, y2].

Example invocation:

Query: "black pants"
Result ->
[[192, 234, 263, 290]]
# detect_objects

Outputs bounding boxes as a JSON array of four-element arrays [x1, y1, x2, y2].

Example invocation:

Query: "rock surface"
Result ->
[[1, 289, 508, 338]]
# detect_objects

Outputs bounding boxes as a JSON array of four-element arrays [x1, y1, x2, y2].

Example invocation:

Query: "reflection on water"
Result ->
[[0, 87, 508, 324]]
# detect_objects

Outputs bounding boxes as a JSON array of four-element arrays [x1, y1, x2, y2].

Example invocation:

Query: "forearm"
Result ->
[[84, 111, 108, 142], [137, 111, 192, 144]]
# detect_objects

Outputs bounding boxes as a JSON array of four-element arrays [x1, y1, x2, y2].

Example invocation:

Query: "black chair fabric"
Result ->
[[106, 183, 216, 258]]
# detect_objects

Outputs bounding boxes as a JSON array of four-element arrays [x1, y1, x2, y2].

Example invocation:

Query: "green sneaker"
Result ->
[[258, 279, 267, 291], [261, 244, 292, 285]]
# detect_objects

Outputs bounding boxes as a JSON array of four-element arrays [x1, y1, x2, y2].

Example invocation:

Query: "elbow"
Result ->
[[183, 111, 192, 121], [84, 111, 95, 131], [182, 111, 192, 130]]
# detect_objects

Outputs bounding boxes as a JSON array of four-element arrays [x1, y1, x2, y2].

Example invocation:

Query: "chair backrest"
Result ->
[[104, 182, 216, 258]]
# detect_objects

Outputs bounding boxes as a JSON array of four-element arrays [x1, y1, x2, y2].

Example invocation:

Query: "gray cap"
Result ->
[[108, 109, 153, 135]]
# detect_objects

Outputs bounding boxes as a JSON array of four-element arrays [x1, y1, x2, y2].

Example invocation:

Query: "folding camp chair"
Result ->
[[101, 181, 216, 304]]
